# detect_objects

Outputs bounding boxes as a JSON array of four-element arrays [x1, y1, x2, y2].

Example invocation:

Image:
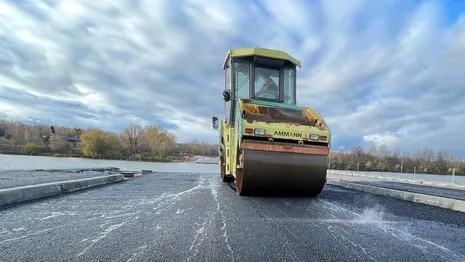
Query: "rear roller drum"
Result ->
[[220, 156, 234, 183], [235, 151, 247, 195], [235, 149, 328, 196]]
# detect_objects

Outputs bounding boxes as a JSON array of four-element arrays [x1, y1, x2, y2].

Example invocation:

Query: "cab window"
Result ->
[[234, 60, 250, 99], [283, 66, 296, 104], [254, 67, 280, 100]]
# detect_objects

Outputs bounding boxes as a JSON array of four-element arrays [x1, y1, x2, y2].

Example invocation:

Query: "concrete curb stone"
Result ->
[[0, 174, 125, 207], [328, 180, 465, 213]]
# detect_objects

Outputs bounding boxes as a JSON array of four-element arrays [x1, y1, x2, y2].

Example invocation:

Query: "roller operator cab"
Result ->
[[211, 47, 331, 196]]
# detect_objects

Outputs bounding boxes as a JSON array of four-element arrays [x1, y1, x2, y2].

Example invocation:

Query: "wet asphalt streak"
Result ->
[[1, 172, 465, 262]]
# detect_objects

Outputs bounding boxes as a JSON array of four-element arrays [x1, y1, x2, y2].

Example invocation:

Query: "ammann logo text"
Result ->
[[274, 131, 302, 138]]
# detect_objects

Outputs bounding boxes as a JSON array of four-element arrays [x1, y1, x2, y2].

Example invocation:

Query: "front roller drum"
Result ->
[[236, 149, 328, 196]]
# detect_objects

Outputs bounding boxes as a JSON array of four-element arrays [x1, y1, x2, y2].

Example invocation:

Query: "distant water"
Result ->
[[194, 156, 219, 164], [1, 154, 464, 186], [0, 154, 219, 174]]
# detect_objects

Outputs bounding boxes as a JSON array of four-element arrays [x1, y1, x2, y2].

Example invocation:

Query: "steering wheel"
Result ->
[[258, 90, 277, 99]]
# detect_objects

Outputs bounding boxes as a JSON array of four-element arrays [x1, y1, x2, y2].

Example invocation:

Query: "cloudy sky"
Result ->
[[1, 0, 465, 157]]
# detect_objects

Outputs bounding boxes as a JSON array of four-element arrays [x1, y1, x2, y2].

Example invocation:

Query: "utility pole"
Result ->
[[401, 149, 406, 173], [401, 157, 404, 173], [452, 161, 459, 187]]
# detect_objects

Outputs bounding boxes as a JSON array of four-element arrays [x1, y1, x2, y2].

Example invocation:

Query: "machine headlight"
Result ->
[[309, 134, 319, 141], [254, 128, 266, 136]]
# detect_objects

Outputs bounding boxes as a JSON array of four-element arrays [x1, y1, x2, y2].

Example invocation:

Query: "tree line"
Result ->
[[330, 144, 464, 176], [1, 118, 463, 175], [0, 119, 218, 162]]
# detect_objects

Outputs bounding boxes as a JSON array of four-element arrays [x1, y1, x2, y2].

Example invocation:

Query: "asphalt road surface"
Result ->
[[1, 172, 465, 262]]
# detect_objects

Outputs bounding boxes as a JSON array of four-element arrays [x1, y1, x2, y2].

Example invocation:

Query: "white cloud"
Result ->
[[363, 133, 401, 149], [0, 0, 465, 157], [0, 101, 36, 119]]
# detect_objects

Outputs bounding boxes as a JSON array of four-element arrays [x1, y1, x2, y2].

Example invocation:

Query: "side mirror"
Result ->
[[212, 117, 219, 130], [223, 89, 231, 102]]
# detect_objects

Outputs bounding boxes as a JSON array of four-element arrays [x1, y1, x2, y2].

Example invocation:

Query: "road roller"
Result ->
[[211, 47, 331, 196]]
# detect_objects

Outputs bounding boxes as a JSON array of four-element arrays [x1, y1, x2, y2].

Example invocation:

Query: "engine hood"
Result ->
[[239, 99, 329, 131]]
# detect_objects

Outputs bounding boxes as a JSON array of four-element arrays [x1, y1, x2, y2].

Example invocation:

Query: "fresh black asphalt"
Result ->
[[1, 172, 465, 262]]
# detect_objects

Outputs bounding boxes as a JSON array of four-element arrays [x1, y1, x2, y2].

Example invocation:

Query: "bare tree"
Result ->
[[120, 124, 144, 155], [379, 144, 389, 159], [49, 135, 69, 153], [351, 145, 364, 171]]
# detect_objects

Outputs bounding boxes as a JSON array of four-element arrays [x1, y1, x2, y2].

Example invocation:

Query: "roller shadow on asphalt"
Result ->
[[225, 181, 329, 199]]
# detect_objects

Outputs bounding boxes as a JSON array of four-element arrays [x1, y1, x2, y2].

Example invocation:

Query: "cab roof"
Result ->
[[222, 47, 302, 69]]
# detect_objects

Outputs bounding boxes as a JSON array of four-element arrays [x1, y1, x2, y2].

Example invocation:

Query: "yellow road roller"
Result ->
[[212, 47, 331, 196]]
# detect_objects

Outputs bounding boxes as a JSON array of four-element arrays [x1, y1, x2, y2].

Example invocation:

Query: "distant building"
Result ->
[[67, 137, 80, 143]]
